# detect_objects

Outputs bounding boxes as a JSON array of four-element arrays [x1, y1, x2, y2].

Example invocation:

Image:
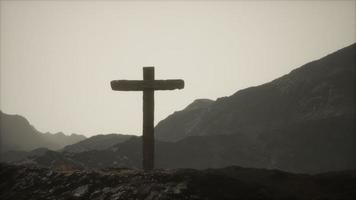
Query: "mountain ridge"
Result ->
[[2, 43, 355, 174], [62, 133, 134, 153], [0, 111, 86, 153], [156, 43, 355, 141]]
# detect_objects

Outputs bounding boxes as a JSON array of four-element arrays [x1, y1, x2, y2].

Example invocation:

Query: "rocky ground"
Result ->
[[0, 163, 355, 200]]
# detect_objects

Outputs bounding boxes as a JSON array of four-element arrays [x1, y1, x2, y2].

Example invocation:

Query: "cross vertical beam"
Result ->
[[142, 67, 154, 170], [110, 66, 184, 171]]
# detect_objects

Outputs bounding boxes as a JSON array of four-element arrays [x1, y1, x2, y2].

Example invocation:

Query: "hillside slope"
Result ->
[[156, 43, 355, 141], [155, 99, 214, 141], [5, 44, 356, 173], [62, 134, 133, 153]]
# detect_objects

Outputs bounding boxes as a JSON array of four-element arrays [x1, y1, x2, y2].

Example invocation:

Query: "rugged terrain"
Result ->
[[1, 163, 355, 200], [154, 43, 356, 172], [1, 44, 355, 174], [156, 43, 356, 142]]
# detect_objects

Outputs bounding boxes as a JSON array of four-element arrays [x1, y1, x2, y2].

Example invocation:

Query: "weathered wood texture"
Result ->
[[111, 66, 184, 171], [111, 80, 184, 91], [142, 67, 155, 171]]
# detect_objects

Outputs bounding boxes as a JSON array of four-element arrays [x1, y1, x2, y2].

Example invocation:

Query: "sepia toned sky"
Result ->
[[1, 0, 355, 137]]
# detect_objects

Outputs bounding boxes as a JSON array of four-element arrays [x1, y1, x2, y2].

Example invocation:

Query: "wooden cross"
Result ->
[[110, 67, 184, 170]]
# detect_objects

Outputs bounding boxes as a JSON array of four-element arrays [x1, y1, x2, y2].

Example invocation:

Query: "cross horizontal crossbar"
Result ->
[[111, 79, 184, 91]]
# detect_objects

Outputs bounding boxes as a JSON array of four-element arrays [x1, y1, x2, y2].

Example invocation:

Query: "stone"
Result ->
[[173, 182, 187, 194], [73, 184, 89, 197]]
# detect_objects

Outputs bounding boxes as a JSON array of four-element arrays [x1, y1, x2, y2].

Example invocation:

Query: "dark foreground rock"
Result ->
[[1, 163, 355, 200]]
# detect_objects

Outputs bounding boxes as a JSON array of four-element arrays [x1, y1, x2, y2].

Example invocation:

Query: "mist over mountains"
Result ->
[[0, 112, 135, 163], [152, 43, 356, 172], [156, 43, 355, 142], [1, 43, 355, 174], [0, 111, 86, 153], [62, 134, 133, 153]]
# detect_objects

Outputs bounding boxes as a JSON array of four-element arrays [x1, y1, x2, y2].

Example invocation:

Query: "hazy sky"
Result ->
[[1, 0, 355, 137]]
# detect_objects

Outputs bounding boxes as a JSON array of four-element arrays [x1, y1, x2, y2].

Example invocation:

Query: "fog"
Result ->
[[1, 0, 355, 136]]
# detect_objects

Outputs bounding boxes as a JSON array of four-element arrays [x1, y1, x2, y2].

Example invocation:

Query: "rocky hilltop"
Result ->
[[1, 163, 355, 200]]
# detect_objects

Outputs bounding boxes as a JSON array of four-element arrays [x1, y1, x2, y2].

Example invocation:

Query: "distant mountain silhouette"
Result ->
[[155, 99, 214, 141], [5, 44, 356, 173], [156, 43, 355, 141], [152, 43, 355, 172], [0, 111, 86, 153], [62, 133, 134, 153]]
